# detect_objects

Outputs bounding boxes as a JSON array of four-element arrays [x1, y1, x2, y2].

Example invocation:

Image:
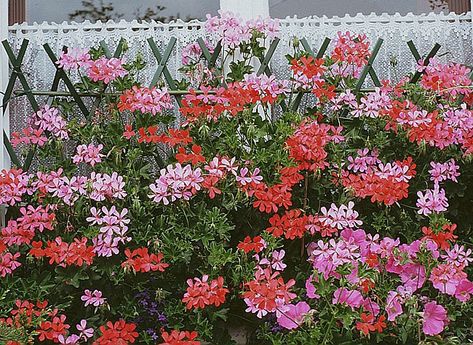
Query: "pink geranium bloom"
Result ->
[[385, 291, 403, 321], [422, 301, 448, 336], [305, 275, 320, 299], [455, 279, 473, 302], [332, 288, 363, 310], [277, 301, 311, 330], [81, 289, 106, 307], [76, 319, 94, 339]]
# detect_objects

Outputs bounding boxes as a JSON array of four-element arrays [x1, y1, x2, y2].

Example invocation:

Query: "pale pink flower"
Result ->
[[57, 48, 92, 70], [77, 319, 94, 339], [73, 143, 104, 167], [81, 289, 106, 307], [416, 187, 449, 216]]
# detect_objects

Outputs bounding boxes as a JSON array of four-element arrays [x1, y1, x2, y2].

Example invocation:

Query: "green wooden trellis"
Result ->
[[1, 35, 444, 172]]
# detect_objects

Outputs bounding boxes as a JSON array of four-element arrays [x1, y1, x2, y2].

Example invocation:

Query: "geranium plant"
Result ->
[[1, 11, 473, 345]]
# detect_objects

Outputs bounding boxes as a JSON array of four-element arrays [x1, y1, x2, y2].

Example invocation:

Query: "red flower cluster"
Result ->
[[125, 126, 193, 147], [251, 182, 293, 214], [180, 84, 261, 123], [422, 223, 458, 250], [266, 209, 308, 239], [121, 247, 169, 273], [29, 237, 95, 267], [38, 313, 70, 342], [182, 275, 229, 310], [237, 236, 266, 254], [332, 31, 371, 67], [341, 158, 416, 206], [243, 267, 296, 317], [93, 320, 138, 345], [0, 300, 70, 343], [286, 120, 343, 172], [355, 313, 387, 336], [159, 330, 201, 345], [0, 300, 48, 327], [290, 56, 325, 79], [176, 145, 206, 165]]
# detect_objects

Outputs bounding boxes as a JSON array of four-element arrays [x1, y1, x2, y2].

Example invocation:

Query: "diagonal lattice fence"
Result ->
[[1, 30, 453, 173]]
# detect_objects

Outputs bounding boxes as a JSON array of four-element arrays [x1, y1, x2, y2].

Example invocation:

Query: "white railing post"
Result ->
[[1, 0, 9, 226], [1, 0, 8, 171], [219, 0, 269, 19]]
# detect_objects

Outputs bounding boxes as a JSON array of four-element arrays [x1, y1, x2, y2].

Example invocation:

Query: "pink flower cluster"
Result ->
[[81, 289, 106, 307], [87, 57, 128, 84], [0, 168, 31, 205], [58, 319, 94, 344], [347, 148, 381, 173], [181, 40, 214, 65], [416, 187, 449, 216], [148, 163, 204, 205], [118, 86, 174, 115], [205, 11, 279, 48], [416, 159, 460, 216], [351, 88, 392, 118], [57, 48, 92, 70], [1, 205, 55, 246], [419, 57, 472, 97], [89, 172, 127, 201], [243, 73, 290, 103], [87, 206, 131, 257], [32, 169, 126, 205], [28, 105, 69, 140], [428, 159, 460, 185], [72, 143, 104, 167], [304, 226, 472, 336]]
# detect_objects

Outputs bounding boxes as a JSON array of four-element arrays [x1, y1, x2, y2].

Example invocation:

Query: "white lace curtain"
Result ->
[[5, 11, 473, 136]]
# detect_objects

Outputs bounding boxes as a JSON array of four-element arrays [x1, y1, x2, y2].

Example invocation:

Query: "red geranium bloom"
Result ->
[[422, 223, 458, 250], [176, 145, 205, 165], [266, 209, 308, 239], [122, 247, 169, 273], [159, 330, 200, 345], [237, 236, 266, 254], [182, 275, 229, 310], [93, 320, 138, 345]]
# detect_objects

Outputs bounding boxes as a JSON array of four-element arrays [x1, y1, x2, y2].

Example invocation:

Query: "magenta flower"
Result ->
[[277, 301, 311, 330], [29, 105, 69, 140], [422, 301, 448, 336], [58, 334, 80, 345], [454, 279, 473, 302], [428, 159, 460, 185], [385, 290, 403, 321], [305, 276, 320, 299], [332, 288, 363, 310]]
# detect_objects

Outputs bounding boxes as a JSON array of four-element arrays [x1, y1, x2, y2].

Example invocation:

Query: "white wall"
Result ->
[[26, 0, 441, 23]]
